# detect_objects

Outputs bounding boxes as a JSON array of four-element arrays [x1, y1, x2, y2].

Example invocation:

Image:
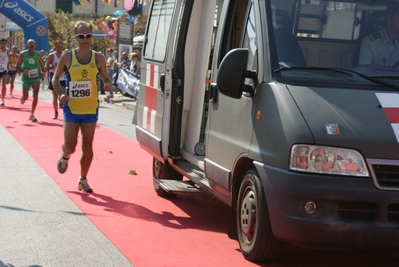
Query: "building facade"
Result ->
[[32, 0, 123, 17], [0, 0, 149, 49]]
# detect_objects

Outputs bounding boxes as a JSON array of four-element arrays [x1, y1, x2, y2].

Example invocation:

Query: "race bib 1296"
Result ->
[[69, 81, 92, 98]]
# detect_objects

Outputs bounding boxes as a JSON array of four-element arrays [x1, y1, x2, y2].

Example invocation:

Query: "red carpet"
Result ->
[[1, 89, 398, 267]]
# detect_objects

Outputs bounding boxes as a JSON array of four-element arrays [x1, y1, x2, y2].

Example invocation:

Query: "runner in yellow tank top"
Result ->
[[7, 45, 19, 98], [67, 49, 99, 114], [51, 20, 112, 193]]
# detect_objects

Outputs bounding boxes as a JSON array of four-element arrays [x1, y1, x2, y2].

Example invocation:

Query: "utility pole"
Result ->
[[95, 0, 98, 17]]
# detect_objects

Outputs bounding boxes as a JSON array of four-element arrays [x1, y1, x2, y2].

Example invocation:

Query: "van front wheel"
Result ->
[[237, 169, 284, 262]]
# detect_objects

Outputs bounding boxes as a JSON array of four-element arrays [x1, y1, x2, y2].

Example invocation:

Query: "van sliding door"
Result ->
[[135, 0, 184, 162]]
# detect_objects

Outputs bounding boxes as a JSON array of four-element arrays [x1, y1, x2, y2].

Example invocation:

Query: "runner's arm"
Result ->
[[45, 54, 54, 71], [15, 52, 24, 74], [39, 54, 45, 75], [52, 52, 69, 102]]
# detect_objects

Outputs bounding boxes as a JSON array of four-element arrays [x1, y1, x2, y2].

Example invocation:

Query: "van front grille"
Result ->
[[367, 159, 399, 191], [372, 164, 399, 188], [338, 202, 377, 220], [388, 204, 399, 222]]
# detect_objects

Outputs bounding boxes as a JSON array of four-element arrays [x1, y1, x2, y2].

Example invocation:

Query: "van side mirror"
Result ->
[[217, 48, 255, 99]]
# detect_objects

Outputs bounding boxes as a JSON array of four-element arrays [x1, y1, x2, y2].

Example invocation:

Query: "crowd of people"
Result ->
[[105, 47, 141, 99], [0, 20, 142, 194], [0, 30, 142, 112]]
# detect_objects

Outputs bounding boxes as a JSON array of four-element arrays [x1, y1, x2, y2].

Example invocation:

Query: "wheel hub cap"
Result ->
[[240, 191, 256, 239]]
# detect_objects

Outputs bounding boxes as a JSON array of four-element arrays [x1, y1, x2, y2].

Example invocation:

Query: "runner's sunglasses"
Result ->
[[75, 33, 93, 39]]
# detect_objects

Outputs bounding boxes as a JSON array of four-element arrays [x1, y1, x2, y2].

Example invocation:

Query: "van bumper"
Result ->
[[254, 162, 399, 250]]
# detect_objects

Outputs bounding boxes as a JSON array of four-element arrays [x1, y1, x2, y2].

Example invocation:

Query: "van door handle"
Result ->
[[210, 83, 218, 104], [160, 74, 165, 92]]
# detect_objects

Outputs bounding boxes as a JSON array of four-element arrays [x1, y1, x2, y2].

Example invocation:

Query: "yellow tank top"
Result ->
[[67, 49, 99, 114], [8, 54, 18, 71]]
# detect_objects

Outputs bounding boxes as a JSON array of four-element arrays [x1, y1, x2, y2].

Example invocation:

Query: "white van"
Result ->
[[135, 0, 399, 262]]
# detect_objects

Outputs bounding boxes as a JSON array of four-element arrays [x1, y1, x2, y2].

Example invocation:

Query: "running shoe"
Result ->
[[57, 153, 69, 174], [29, 114, 37, 122], [20, 96, 25, 104], [0, 99, 4, 106], [52, 111, 58, 119], [9, 94, 13, 98], [77, 177, 93, 193]]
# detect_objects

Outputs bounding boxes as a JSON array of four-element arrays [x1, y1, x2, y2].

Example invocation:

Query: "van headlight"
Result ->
[[289, 145, 369, 177]]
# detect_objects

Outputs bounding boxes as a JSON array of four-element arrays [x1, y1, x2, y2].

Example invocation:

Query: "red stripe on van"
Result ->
[[144, 64, 158, 131], [383, 108, 399, 123]]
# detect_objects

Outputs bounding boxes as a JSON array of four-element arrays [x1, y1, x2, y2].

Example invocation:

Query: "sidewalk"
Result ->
[[98, 93, 137, 111], [0, 80, 133, 267]]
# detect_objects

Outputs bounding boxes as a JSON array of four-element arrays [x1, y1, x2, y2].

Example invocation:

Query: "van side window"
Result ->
[[242, 3, 257, 72], [220, 0, 250, 60], [144, 0, 177, 61]]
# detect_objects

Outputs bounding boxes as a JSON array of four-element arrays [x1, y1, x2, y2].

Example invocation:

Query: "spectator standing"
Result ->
[[129, 52, 141, 76], [112, 52, 131, 93], [118, 52, 131, 69], [133, 49, 141, 60], [106, 48, 116, 98]]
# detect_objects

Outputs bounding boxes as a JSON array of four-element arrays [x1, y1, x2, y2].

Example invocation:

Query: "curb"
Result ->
[[98, 94, 137, 111]]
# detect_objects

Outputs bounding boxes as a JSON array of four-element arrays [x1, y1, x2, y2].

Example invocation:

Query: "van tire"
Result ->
[[153, 158, 182, 198], [237, 169, 284, 262]]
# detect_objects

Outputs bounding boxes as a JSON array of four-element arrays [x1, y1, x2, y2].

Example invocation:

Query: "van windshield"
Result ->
[[270, 0, 399, 87]]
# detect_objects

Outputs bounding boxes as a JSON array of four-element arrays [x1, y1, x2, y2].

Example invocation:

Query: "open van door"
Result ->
[[135, 0, 183, 163]]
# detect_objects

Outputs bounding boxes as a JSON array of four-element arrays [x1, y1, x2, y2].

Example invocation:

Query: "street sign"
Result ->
[[6, 22, 21, 32], [118, 22, 133, 45], [92, 32, 107, 38]]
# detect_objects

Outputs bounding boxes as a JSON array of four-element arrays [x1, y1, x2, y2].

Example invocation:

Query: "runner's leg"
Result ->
[[62, 121, 79, 158], [51, 89, 58, 112], [9, 74, 15, 96], [30, 81, 40, 114], [79, 122, 96, 178], [21, 82, 30, 104], [1, 75, 8, 103]]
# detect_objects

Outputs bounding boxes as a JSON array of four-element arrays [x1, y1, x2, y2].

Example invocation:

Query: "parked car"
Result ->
[[133, 35, 144, 48]]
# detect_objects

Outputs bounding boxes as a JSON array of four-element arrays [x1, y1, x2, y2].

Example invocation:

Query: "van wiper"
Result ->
[[274, 66, 353, 76], [339, 69, 399, 91], [371, 76, 399, 80], [275, 66, 399, 91]]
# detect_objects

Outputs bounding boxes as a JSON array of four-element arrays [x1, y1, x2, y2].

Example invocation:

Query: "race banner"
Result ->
[[116, 68, 140, 98]]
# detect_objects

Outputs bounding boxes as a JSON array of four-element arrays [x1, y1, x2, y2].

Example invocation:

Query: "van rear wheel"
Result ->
[[237, 169, 284, 262], [153, 158, 183, 198]]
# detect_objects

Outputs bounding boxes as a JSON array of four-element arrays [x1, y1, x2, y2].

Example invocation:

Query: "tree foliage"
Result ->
[[45, 11, 147, 52], [45, 11, 114, 51]]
